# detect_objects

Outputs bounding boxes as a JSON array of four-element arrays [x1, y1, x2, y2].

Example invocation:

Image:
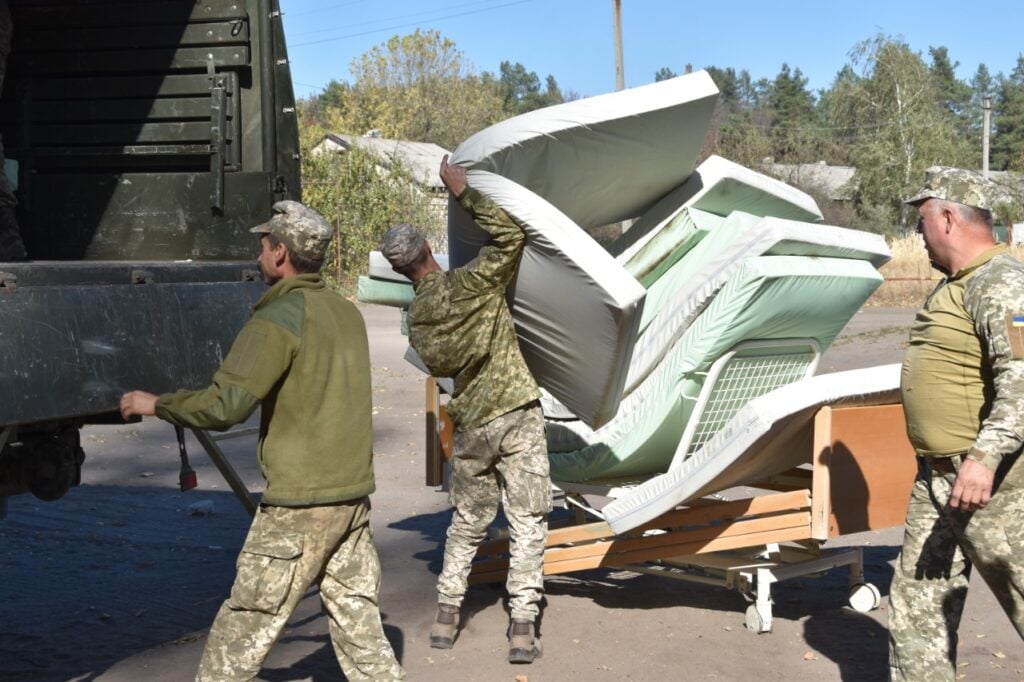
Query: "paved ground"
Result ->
[[2, 304, 1022, 681]]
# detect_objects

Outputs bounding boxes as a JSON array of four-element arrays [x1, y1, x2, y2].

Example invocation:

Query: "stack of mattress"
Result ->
[[357, 71, 894, 520]]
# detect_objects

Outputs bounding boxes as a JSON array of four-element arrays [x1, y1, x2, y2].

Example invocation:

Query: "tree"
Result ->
[[813, 65, 861, 165], [928, 46, 971, 119], [332, 29, 506, 150], [654, 66, 677, 82], [318, 79, 349, 111], [701, 65, 772, 168], [766, 63, 819, 162], [769, 64, 815, 124], [497, 61, 565, 114], [297, 117, 444, 287], [992, 55, 1024, 171], [830, 34, 971, 230], [705, 66, 740, 109], [968, 63, 995, 161]]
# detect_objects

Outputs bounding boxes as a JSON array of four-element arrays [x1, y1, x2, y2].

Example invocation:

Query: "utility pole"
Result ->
[[612, 0, 624, 91], [983, 95, 992, 178]]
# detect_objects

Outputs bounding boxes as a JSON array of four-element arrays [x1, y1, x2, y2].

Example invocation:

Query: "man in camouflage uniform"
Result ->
[[890, 166, 1024, 680], [0, 0, 26, 261], [381, 155, 550, 664], [120, 201, 404, 681]]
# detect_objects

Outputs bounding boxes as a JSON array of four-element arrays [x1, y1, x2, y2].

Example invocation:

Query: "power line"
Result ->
[[288, 0, 519, 38], [284, 0, 372, 19], [289, 0, 535, 48]]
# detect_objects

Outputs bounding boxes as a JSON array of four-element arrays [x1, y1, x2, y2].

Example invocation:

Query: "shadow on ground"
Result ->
[[0, 484, 250, 681]]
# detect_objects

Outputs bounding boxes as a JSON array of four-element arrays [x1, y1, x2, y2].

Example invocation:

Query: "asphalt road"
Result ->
[[2, 304, 1021, 682]]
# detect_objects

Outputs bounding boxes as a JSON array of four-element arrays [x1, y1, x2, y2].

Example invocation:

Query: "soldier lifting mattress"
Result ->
[[444, 72, 723, 428]]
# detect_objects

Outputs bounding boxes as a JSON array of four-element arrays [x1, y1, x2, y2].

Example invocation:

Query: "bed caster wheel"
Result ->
[[848, 582, 881, 613], [744, 603, 772, 633]]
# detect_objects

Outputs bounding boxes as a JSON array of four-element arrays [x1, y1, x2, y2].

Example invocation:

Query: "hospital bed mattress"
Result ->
[[601, 364, 903, 533]]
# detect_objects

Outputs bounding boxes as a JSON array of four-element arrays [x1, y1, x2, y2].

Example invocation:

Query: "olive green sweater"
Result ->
[[155, 274, 375, 506]]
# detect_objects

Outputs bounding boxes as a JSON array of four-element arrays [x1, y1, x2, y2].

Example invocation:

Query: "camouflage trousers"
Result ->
[[196, 498, 404, 681], [438, 402, 550, 622], [889, 454, 1024, 681]]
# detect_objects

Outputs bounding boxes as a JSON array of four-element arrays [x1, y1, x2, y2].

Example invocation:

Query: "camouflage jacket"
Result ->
[[408, 187, 540, 431], [902, 246, 1024, 469], [156, 274, 376, 505]]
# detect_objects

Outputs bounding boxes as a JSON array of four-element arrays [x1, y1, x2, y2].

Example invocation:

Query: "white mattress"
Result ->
[[612, 154, 824, 270], [450, 71, 719, 229], [602, 364, 903, 533], [546, 256, 884, 481], [627, 214, 891, 393], [540, 213, 891, 420], [447, 170, 646, 429]]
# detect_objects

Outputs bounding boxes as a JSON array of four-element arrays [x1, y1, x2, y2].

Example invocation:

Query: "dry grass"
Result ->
[[868, 235, 1024, 307]]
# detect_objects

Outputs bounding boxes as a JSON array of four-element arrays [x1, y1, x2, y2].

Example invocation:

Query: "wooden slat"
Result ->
[[546, 524, 813, 575], [470, 523, 814, 583], [474, 489, 812, 559], [425, 377, 443, 487], [751, 466, 814, 492], [811, 406, 833, 540], [545, 511, 811, 565], [470, 511, 812, 578]]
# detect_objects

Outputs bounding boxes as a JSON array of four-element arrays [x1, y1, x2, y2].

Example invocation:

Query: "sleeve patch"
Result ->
[[1006, 314, 1024, 359]]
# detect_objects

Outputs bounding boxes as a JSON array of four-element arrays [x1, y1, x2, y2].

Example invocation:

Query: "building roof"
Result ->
[[765, 163, 1024, 206], [314, 133, 451, 189], [762, 161, 857, 201]]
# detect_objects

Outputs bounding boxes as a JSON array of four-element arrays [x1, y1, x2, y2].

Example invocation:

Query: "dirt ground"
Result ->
[[2, 304, 1022, 682]]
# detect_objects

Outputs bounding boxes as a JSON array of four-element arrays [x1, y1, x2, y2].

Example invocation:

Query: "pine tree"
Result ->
[[992, 55, 1024, 171]]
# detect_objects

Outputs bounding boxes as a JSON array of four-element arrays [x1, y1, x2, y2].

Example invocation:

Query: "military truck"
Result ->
[[0, 0, 301, 513]]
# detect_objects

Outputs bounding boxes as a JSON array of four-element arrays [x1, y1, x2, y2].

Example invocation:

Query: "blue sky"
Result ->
[[280, 0, 1023, 101]]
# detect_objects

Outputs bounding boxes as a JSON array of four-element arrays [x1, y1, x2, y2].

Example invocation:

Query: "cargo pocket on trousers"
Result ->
[[511, 461, 553, 515], [230, 531, 304, 615]]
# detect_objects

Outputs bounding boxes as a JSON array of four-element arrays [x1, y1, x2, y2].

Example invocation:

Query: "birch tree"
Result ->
[[830, 34, 971, 230], [333, 29, 505, 151]]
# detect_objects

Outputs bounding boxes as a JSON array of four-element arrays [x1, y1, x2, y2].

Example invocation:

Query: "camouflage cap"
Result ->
[[904, 166, 994, 211], [250, 200, 333, 260], [380, 224, 427, 269]]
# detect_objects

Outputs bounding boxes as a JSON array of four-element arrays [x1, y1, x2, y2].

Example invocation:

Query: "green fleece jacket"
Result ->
[[155, 274, 375, 506]]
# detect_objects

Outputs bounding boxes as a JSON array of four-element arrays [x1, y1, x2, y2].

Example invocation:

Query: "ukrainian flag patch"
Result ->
[[1008, 314, 1024, 359]]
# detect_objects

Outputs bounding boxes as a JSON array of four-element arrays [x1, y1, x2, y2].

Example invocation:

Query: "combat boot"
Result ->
[[0, 206, 26, 261], [507, 619, 542, 663], [429, 603, 460, 649]]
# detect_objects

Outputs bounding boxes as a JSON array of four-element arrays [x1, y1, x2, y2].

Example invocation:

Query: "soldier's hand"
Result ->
[[949, 458, 995, 512], [439, 154, 468, 198], [120, 391, 158, 420]]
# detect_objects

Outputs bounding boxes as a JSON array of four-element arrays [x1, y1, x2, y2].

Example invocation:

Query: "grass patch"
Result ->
[[868, 235, 1024, 307]]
